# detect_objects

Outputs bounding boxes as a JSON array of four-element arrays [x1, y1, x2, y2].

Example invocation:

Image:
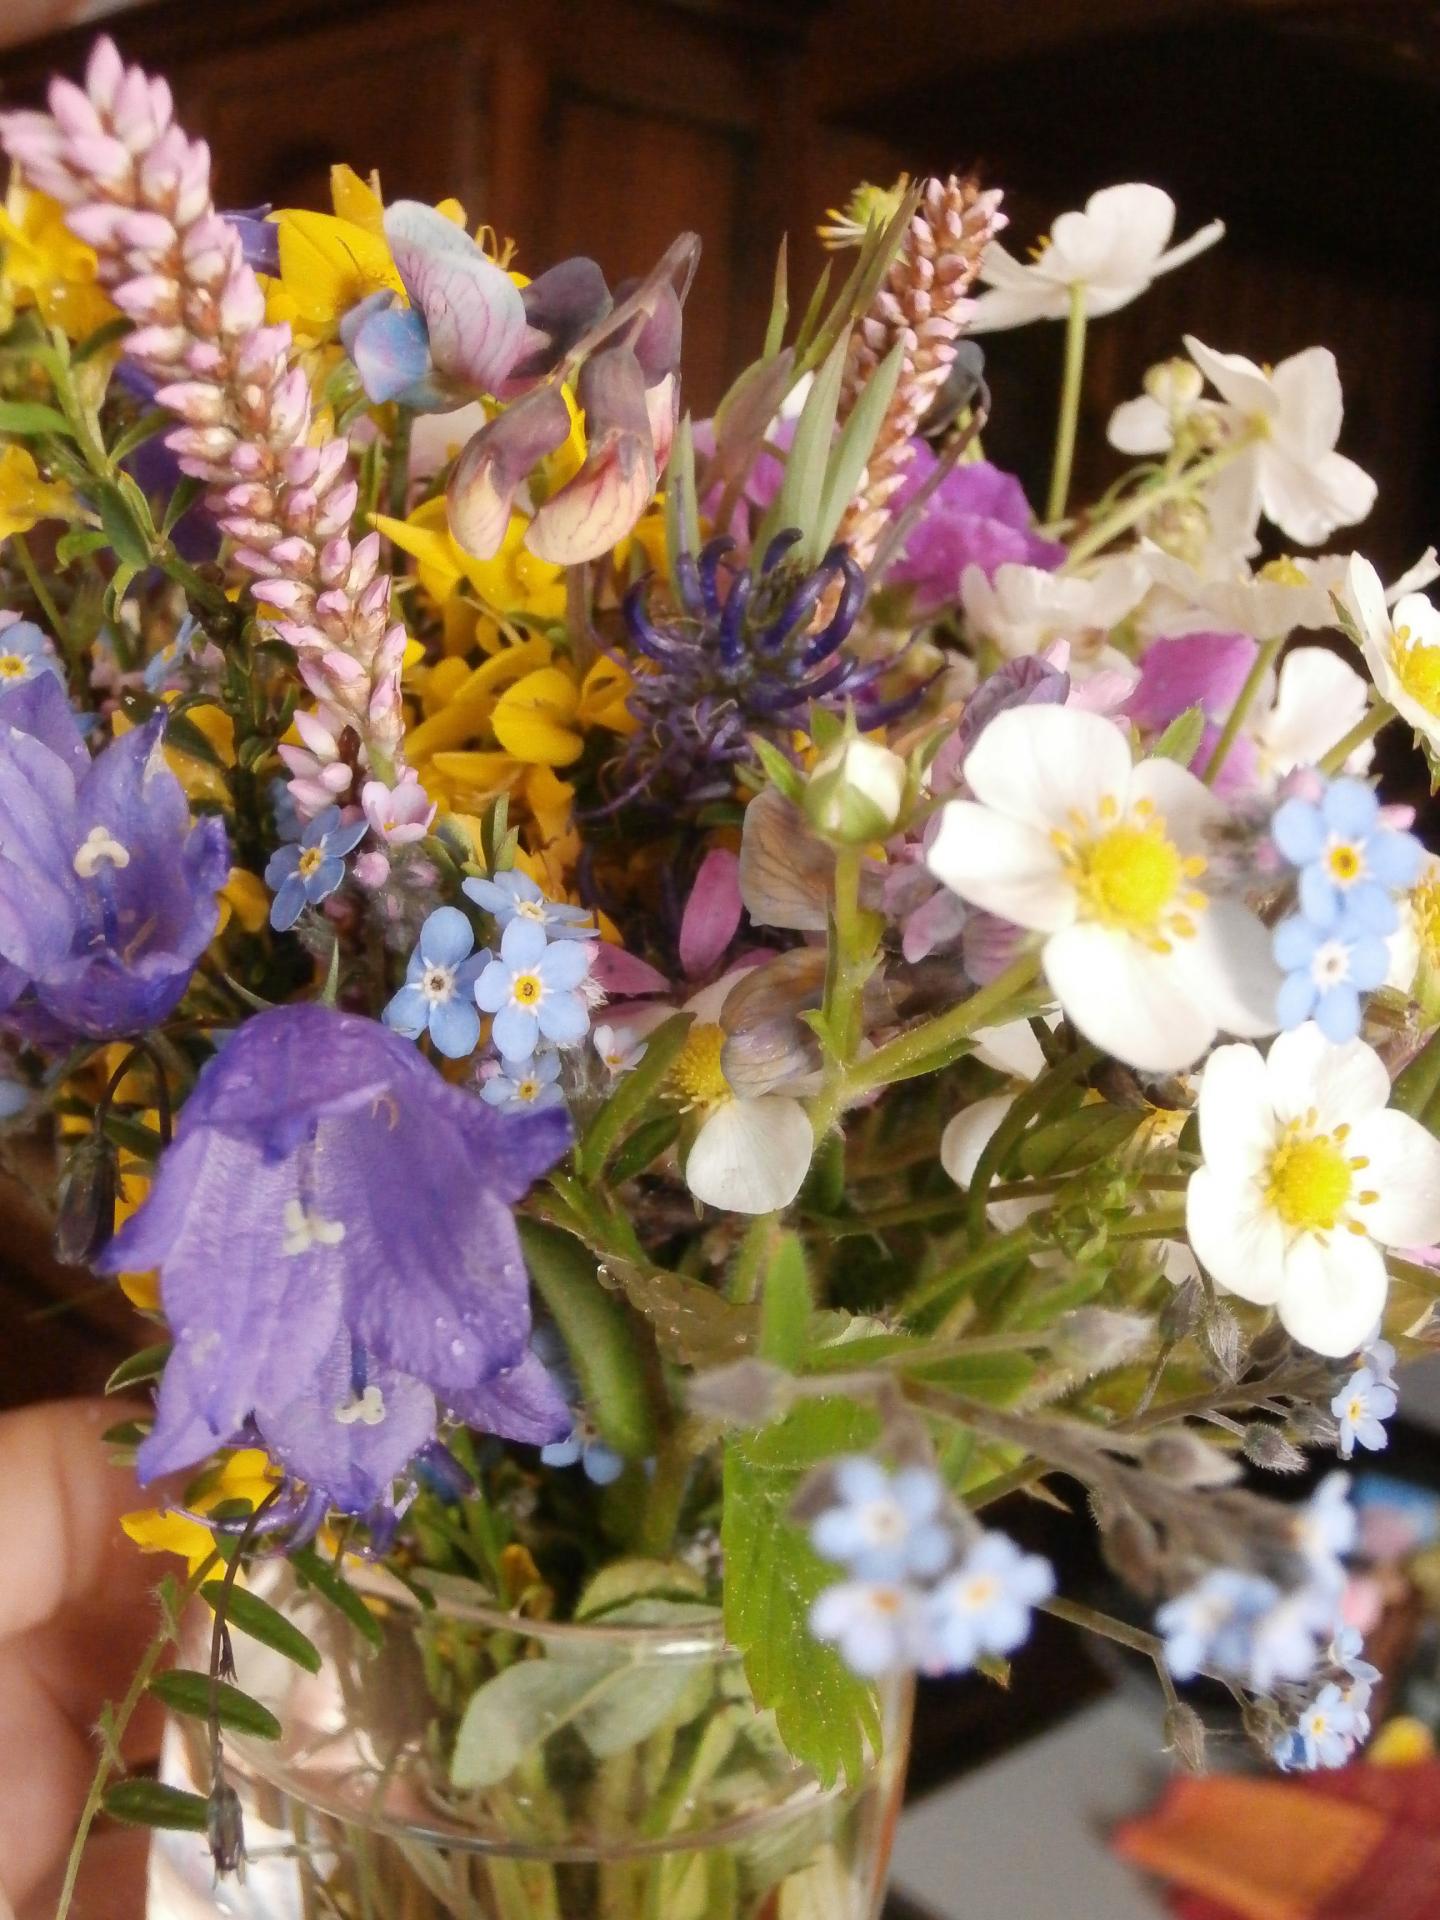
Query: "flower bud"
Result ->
[[1163, 1701, 1208, 1775], [1051, 1307, 1154, 1374], [1242, 1423, 1307, 1474], [802, 737, 906, 845], [687, 1359, 795, 1430], [1144, 356, 1204, 416], [53, 1131, 119, 1266], [1143, 1429, 1242, 1489]]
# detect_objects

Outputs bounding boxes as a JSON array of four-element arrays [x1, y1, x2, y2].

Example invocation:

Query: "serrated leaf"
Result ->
[[103, 1780, 211, 1831], [723, 1398, 882, 1789], [105, 1341, 171, 1394], [1150, 704, 1207, 766], [147, 1668, 282, 1740], [291, 1545, 384, 1648], [0, 398, 74, 437], [201, 1582, 321, 1673], [760, 1233, 811, 1369], [575, 1011, 694, 1178], [814, 340, 904, 556]]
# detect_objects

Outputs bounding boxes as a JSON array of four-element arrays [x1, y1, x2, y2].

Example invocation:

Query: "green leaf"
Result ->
[[105, 1342, 171, 1394], [291, 1545, 384, 1648], [770, 333, 848, 567], [72, 314, 133, 362], [1017, 1106, 1145, 1177], [102, 1418, 152, 1450], [1150, 705, 1207, 766], [814, 339, 904, 555], [109, 408, 170, 465], [763, 236, 790, 359], [147, 1668, 282, 1741], [54, 527, 110, 565], [608, 1112, 681, 1183], [575, 1556, 706, 1620], [746, 732, 805, 804], [760, 1233, 811, 1369], [161, 475, 204, 537], [1392, 1023, 1440, 1128], [200, 1582, 321, 1673], [664, 412, 700, 581], [0, 398, 74, 437], [163, 709, 228, 769], [604, 1257, 760, 1368], [903, 1349, 1037, 1404], [103, 1780, 211, 1832], [575, 1010, 694, 1178], [518, 1222, 657, 1458], [97, 484, 154, 567], [723, 1397, 882, 1789]]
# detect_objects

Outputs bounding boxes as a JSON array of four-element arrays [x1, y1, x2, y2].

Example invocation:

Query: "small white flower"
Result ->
[[592, 1022, 647, 1078], [969, 184, 1223, 333], [1187, 1023, 1440, 1356], [1251, 646, 1375, 784], [1138, 548, 1347, 643], [1121, 338, 1376, 550], [1344, 552, 1440, 751], [962, 555, 1148, 671], [927, 705, 1278, 1073]]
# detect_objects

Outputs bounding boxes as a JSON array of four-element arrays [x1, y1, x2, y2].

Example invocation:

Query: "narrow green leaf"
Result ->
[[576, 1010, 694, 1178], [200, 1582, 322, 1673], [814, 339, 904, 555], [103, 1780, 211, 1831], [163, 710, 228, 769], [102, 1418, 152, 1450], [110, 408, 170, 465], [1017, 1106, 1144, 1177], [105, 1341, 171, 1394], [0, 398, 74, 437], [608, 1112, 681, 1183], [55, 527, 110, 565], [72, 314, 133, 362], [161, 475, 204, 537], [663, 412, 700, 583], [147, 1668, 282, 1740], [291, 1545, 384, 1648], [792, 259, 833, 359], [98, 485, 153, 567], [518, 1222, 657, 1458], [763, 235, 790, 359], [759, 1233, 811, 1369], [746, 732, 805, 804], [771, 332, 848, 566], [1392, 1023, 1440, 1126], [1150, 704, 1207, 766]]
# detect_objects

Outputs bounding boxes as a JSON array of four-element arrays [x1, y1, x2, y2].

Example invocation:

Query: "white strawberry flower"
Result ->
[[926, 705, 1278, 1073], [969, 184, 1223, 333], [1344, 553, 1440, 751], [1187, 1024, 1440, 1357]]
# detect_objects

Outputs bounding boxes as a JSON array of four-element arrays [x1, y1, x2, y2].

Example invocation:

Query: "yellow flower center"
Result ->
[[1265, 1124, 1354, 1232], [958, 1574, 1000, 1611], [0, 653, 28, 679], [1390, 623, 1440, 720], [1326, 841, 1363, 884], [515, 1076, 541, 1101], [297, 846, 326, 879], [671, 1021, 730, 1106], [511, 972, 543, 1006], [1258, 556, 1309, 588], [1055, 799, 1207, 949]]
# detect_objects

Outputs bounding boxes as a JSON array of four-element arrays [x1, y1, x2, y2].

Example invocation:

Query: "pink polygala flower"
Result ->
[[362, 775, 437, 847]]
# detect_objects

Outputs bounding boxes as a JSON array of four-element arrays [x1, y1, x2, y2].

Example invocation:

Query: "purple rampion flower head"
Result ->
[[886, 443, 1065, 615], [0, 676, 229, 1043], [98, 1003, 572, 1514], [605, 531, 917, 814], [1126, 630, 1261, 795], [264, 804, 367, 931]]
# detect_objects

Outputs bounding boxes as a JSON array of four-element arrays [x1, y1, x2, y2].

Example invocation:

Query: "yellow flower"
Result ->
[[122, 1449, 281, 1575], [217, 866, 270, 937], [492, 657, 634, 767], [0, 182, 116, 336], [112, 696, 234, 805], [0, 441, 78, 541], [376, 498, 567, 625]]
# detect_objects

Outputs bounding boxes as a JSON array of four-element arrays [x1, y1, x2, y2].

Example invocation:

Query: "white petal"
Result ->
[[1269, 347, 1345, 456], [1344, 553, 1392, 651], [1108, 394, 1173, 456], [1258, 648, 1372, 778], [1187, 1166, 1287, 1305], [1276, 1232, 1388, 1359], [925, 801, 1073, 932], [1126, 755, 1225, 856], [963, 705, 1133, 834], [1080, 184, 1176, 276], [1153, 218, 1225, 278], [1344, 1108, 1440, 1249], [1170, 898, 1279, 1042], [684, 1096, 813, 1214], [683, 966, 755, 1026], [1196, 1043, 1277, 1180], [1265, 1025, 1389, 1130], [1258, 445, 1375, 548], [941, 1095, 1016, 1189], [1184, 337, 1277, 418], [972, 1017, 1049, 1080], [1042, 922, 1215, 1072]]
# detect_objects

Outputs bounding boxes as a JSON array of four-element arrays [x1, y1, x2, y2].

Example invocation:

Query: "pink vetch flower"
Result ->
[[362, 774, 437, 847], [0, 39, 413, 819], [887, 444, 1065, 615], [1125, 630, 1261, 795]]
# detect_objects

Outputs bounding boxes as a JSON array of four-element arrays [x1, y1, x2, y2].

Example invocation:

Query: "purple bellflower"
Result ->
[[887, 444, 1065, 614], [99, 1004, 572, 1518], [0, 676, 228, 1043]]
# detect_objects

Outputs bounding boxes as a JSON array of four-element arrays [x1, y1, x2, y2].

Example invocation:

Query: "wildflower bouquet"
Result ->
[[5, 35, 1440, 1918]]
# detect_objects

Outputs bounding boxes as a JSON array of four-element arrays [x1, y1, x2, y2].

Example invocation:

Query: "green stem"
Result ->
[[1106, 1205, 1187, 1241], [9, 529, 67, 638], [901, 1221, 1036, 1317], [1202, 633, 1283, 784], [965, 1043, 1099, 1246], [1046, 284, 1088, 524], [1318, 699, 1394, 775], [1064, 440, 1250, 570], [637, 1430, 692, 1558]]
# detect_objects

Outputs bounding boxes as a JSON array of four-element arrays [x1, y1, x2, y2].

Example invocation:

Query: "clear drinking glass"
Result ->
[[147, 1562, 912, 1920]]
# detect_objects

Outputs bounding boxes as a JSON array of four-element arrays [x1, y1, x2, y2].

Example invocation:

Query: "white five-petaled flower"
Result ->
[[967, 184, 1224, 333], [1344, 552, 1440, 752], [927, 705, 1278, 1073], [1113, 338, 1376, 551], [1186, 1023, 1440, 1357], [673, 971, 814, 1216], [961, 554, 1148, 672]]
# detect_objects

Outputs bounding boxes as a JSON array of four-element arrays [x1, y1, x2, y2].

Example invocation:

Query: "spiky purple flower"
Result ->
[[606, 532, 909, 812]]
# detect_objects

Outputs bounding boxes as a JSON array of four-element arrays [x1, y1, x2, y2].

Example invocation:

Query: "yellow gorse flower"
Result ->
[[0, 440, 79, 541], [0, 181, 116, 336], [122, 1449, 281, 1575]]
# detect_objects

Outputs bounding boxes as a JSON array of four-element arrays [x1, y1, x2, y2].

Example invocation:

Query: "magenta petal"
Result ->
[[679, 848, 743, 979], [588, 943, 670, 996]]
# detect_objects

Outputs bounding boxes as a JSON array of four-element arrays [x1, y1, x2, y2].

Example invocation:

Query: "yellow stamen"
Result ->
[[670, 1022, 729, 1106], [1390, 623, 1440, 720], [511, 972, 543, 1006], [1054, 802, 1202, 947], [1265, 1123, 1354, 1233]]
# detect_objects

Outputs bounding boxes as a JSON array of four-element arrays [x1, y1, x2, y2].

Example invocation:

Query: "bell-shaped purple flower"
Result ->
[[98, 1003, 572, 1513], [0, 676, 229, 1043]]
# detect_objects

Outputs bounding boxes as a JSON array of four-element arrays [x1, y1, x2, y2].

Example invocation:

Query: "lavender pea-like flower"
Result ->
[[265, 804, 368, 931], [384, 906, 488, 1059], [0, 676, 228, 1043], [97, 1004, 572, 1518], [475, 918, 592, 1062]]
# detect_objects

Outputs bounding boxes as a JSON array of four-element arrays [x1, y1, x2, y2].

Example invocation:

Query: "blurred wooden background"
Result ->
[[4, 0, 1440, 1405]]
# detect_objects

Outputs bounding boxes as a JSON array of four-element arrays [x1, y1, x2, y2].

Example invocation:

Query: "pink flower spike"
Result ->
[[679, 849, 744, 980]]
